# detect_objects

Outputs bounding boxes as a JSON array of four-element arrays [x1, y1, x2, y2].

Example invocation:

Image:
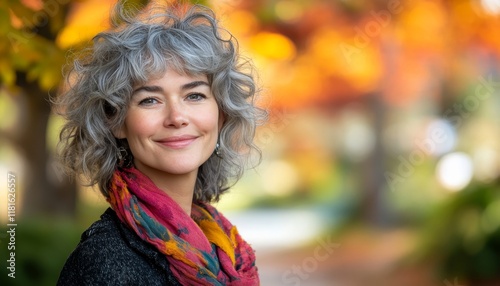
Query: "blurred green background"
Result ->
[[1, 0, 500, 285]]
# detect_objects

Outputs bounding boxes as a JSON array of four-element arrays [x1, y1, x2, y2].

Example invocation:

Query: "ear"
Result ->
[[218, 110, 225, 132]]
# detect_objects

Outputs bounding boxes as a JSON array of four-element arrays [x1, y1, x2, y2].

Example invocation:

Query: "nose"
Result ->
[[164, 101, 188, 128]]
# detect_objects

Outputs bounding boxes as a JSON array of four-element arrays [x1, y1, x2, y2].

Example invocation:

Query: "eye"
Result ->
[[186, 93, 206, 101], [138, 97, 159, 106]]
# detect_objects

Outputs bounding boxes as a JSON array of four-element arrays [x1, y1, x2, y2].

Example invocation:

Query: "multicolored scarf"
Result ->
[[107, 167, 259, 285]]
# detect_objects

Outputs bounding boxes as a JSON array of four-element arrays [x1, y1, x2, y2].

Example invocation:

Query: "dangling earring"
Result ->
[[117, 147, 133, 168], [214, 142, 222, 158]]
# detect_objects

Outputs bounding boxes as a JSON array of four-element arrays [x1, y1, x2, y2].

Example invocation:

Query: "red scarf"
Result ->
[[107, 167, 259, 285]]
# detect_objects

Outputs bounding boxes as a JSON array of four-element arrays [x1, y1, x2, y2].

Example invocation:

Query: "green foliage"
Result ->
[[415, 182, 500, 281], [0, 218, 84, 286]]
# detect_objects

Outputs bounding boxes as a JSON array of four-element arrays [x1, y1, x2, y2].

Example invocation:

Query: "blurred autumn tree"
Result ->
[[0, 0, 151, 217], [1, 0, 75, 217], [1, 0, 499, 221], [216, 0, 500, 224]]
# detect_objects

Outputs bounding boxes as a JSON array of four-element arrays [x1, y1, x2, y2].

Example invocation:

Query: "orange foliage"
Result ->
[[55, 0, 500, 109], [20, 0, 43, 11]]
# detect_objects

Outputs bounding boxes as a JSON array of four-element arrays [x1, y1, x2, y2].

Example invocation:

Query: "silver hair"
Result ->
[[55, 2, 267, 202]]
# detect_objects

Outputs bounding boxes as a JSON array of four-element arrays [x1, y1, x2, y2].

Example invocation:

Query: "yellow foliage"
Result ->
[[274, 0, 303, 23], [249, 32, 296, 61], [338, 45, 382, 93], [0, 61, 15, 87], [56, 0, 115, 48], [308, 28, 347, 76]]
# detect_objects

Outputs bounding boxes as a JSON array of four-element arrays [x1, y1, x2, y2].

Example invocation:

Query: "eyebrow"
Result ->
[[133, 80, 209, 94]]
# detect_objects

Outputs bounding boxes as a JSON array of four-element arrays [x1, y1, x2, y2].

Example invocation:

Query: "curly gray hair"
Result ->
[[56, 2, 266, 202]]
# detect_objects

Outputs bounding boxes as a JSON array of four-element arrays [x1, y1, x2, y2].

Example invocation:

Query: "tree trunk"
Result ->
[[360, 92, 388, 227], [18, 74, 77, 218]]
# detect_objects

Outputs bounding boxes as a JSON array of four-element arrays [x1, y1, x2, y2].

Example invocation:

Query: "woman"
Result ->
[[56, 2, 264, 285]]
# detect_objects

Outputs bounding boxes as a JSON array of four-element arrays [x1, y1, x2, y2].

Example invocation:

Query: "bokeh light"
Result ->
[[436, 152, 474, 191]]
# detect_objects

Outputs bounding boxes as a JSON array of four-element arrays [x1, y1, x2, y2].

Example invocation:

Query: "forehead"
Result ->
[[134, 65, 209, 88]]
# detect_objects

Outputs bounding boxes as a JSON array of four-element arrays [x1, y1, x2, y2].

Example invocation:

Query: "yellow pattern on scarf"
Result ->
[[195, 206, 237, 266]]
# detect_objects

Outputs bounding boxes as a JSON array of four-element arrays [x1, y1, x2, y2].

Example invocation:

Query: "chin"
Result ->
[[159, 163, 202, 175]]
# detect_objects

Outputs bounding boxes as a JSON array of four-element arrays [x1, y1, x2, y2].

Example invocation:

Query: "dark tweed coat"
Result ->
[[57, 208, 181, 285]]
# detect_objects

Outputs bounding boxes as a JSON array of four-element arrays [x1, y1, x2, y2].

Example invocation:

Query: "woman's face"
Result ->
[[116, 69, 222, 183]]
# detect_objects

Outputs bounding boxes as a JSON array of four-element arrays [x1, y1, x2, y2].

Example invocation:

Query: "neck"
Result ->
[[134, 163, 197, 216]]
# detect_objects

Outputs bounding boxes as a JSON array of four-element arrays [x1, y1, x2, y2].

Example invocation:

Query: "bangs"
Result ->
[[126, 23, 227, 86]]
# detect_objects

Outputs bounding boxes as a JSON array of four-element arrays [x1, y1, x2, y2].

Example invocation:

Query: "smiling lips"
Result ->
[[156, 135, 198, 149]]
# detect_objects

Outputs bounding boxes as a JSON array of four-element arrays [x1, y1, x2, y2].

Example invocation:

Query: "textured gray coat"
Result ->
[[57, 208, 181, 285]]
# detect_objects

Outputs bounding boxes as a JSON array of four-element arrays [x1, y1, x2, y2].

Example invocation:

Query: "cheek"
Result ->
[[124, 111, 157, 139], [197, 117, 219, 138]]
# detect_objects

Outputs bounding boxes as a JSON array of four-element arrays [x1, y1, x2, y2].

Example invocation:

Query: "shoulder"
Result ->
[[57, 208, 180, 286]]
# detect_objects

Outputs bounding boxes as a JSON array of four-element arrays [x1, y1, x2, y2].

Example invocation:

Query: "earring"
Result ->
[[117, 147, 133, 168], [214, 142, 222, 158]]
